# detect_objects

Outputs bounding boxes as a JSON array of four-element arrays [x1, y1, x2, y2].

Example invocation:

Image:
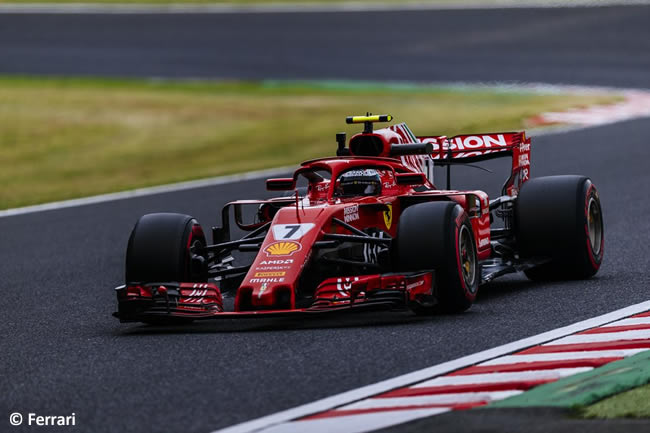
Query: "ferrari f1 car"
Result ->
[[114, 115, 604, 323]]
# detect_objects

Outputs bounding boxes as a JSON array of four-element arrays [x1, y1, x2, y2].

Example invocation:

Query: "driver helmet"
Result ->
[[337, 169, 382, 197]]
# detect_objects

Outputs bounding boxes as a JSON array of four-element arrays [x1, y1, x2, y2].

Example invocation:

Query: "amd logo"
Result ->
[[259, 259, 294, 265]]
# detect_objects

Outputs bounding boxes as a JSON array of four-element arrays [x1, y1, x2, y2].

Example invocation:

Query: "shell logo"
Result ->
[[264, 241, 302, 257]]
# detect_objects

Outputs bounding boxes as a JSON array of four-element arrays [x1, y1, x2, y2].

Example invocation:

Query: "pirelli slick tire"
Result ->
[[125, 213, 208, 284], [396, 201, 479, 314], [515, 175, 604, 280]]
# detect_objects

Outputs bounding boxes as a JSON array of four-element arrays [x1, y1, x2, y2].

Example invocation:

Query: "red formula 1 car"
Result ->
[[114, 115, 604, 323]]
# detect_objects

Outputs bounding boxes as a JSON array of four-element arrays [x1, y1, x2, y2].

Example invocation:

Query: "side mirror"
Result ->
[[396, 172, 427, 186], [234, 203, 269, 231], [266, 178, 296, 191]]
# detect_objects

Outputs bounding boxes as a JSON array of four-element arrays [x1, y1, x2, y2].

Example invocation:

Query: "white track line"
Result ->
[[413, 368, 593, 388], [0, 166, 292, 219], [602, 317, 650, 327], [1, 1, 649, 14], [339, 391, 522, 409], [545, 329, 650, 345], [478, 350, 646, 365], [259, 409, 450, 433], [213, 300, 650, 433]]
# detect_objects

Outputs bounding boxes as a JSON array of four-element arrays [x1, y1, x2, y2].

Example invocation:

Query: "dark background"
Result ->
[[1, 5, 649, 433]]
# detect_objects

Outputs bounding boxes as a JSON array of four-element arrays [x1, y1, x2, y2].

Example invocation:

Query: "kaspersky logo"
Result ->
[[264, 241, 302, 257]]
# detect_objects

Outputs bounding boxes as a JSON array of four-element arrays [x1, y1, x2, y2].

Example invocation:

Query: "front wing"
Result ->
[[114, 272, 434, 322]]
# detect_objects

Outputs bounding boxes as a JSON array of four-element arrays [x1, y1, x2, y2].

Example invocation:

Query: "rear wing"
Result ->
[[420, 132, 531, 196], [387, 124, 531, 196]]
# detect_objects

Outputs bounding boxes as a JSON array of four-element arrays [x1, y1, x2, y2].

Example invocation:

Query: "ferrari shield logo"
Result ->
[[383, 203, 392, 230]]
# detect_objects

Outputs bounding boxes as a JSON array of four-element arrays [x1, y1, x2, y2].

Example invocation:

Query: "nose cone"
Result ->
[[237, 242, 304, 310], [235, 208, 325, 311]]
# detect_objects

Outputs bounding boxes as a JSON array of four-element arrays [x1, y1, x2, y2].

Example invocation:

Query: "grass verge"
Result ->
[[0, 0, 551, 5], [578, 382, 650, 419], [0, 76, 617, 210]]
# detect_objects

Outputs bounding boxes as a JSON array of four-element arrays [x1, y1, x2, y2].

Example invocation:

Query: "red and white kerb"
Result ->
[[256, 310, 650, 433]]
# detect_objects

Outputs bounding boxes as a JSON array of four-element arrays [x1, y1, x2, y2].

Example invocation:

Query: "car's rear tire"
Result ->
[[125, 213, 208, 284], [515, 175, 604, 280], [396, 201, 479, 314]]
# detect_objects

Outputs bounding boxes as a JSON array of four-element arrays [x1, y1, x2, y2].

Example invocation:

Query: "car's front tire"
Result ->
[[396, 201, 479, 314], [125, 213, 208, 284]]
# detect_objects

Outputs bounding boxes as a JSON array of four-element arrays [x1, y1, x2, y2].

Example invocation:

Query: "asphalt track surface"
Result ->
[[0, 6, 649, 88], [1, 5, 650, 433]]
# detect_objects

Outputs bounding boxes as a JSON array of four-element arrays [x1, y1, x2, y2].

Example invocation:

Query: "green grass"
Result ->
[[578, 382, 650, 419], [0, 0, 535, 4], [1, 0, 417, 3], [0, 76, 617, 210], [0, 0, 616, 5]]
